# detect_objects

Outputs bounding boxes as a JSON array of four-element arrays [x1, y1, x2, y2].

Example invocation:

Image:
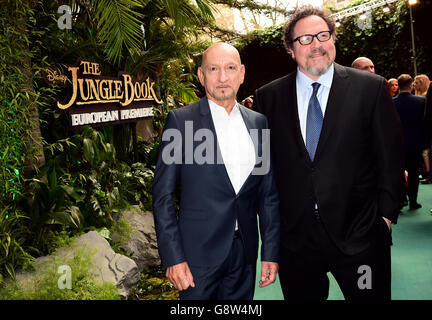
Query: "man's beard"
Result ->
[[306, 47, 333, 77], [210, 86, 235, 101]]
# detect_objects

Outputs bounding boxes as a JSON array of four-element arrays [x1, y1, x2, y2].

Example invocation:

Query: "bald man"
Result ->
[[352, 57, 375, 74], [153, 43, 280, 300]]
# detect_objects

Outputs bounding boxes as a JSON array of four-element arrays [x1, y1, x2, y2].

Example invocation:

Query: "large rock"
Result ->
[[111, 206, 160, 271], [16, 231, 140, 299], [72, 231, 140, 298]]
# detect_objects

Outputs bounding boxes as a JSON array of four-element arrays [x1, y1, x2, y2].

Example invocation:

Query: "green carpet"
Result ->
[[254, 183, 432, 300]]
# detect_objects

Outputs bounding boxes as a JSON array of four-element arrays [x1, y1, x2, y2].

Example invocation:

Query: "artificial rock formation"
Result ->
[[111, 206, 160, 272], [16, 231, 140, 299]]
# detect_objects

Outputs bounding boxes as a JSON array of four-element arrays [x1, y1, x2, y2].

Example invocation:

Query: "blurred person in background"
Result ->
[[393, 74, 426, 210], [242, 95, 254, 109], [414, 74, 431, 183], [425, 84, 432, 213], [351, 57, 375, 74], [388, 78, 399, 97], [414, 74, 430, 96]]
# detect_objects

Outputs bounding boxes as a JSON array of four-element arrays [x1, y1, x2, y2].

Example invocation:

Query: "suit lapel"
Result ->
[[198, 98, 236, 194], [239, 105, 257, 158], [314, 63, 350, 162]]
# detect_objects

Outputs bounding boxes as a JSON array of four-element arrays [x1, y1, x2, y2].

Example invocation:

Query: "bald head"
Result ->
[[351, 57, 375, 74], [198, 42, 245, 111], [201, 43, 242, 68]]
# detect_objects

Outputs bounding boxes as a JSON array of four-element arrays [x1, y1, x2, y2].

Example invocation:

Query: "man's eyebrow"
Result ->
[[206, 62, 239, 67]]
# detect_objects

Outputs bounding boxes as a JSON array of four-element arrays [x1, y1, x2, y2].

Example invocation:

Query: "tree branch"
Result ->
[[213, 0, 288, 15]]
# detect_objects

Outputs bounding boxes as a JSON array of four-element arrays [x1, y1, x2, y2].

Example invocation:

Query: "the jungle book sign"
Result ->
[[55, 59, 161, 128]]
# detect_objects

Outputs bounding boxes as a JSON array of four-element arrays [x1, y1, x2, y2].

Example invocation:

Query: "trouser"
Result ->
[[279, 213, 391, 300], [405, 151, 423, 204], [179, 235, 256, 300]]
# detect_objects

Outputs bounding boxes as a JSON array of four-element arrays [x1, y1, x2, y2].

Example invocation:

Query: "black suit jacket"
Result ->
[[393, 92, 426, 152], [253, 63, 404, 255], [153, 98, 280, 269]]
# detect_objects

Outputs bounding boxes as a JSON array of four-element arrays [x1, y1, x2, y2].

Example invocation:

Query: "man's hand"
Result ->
[[166, 262, 195, 291], [259, 261, 278, 288], [383, 217, 392, 231]]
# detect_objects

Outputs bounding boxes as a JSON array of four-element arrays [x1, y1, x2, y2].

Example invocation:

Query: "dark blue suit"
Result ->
[[152, 98, 280, 299], [393, 92, 426, 206], [393, 92, 426, 152]]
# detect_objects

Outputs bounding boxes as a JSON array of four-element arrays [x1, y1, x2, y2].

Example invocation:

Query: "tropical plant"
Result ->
[[331, 0, 411, 79], [129, 266, 179, 300], [0, 207, 35, 280], [32, 0, 218, 164], [0, 0, 55, 280], [0, 247, 120, 300], [19, 125, 156, 254], [92, 0, 216, 67]]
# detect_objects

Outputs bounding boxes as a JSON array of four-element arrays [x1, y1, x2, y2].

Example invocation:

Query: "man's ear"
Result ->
[[240, 64, 245, 84], [290, 48, 295, 60], [197, 67, 205, 86]]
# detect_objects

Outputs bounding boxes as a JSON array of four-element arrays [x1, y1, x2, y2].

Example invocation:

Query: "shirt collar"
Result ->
[[208, 99, 239, 115], [296, 63, 334, 90]]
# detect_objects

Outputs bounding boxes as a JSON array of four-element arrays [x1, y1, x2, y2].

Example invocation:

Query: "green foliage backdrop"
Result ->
[[0, 0, 217, 298], [332, 0, 431, 79], [0, 0, 49, 279], [235, 0, 432, 98], [0, 3, 35, 210]]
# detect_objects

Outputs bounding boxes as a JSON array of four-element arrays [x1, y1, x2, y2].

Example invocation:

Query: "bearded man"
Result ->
[[253, 6, 403, 300]]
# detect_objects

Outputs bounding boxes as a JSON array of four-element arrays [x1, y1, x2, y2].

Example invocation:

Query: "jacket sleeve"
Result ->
[[372, 78, 404, 224], [257, 116, 280, 262], [152, 111, 186, 268]]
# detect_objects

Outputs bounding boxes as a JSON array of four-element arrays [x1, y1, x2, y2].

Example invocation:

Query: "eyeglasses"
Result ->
[[292, 31, 332, 46]]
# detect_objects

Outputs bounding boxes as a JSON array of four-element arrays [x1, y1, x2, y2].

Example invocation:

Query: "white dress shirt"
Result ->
[[296, 63, 334, 144], [208, 99, 256, 195]]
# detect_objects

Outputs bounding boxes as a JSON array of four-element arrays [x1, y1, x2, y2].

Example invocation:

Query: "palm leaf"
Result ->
[[49, 206, 84, 229], [94, 0, 144, 65], [83, 137, 95, 165], [194, 0, 217, 21], [143, 0, 215, 33], [60, 185, 86, 202]]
